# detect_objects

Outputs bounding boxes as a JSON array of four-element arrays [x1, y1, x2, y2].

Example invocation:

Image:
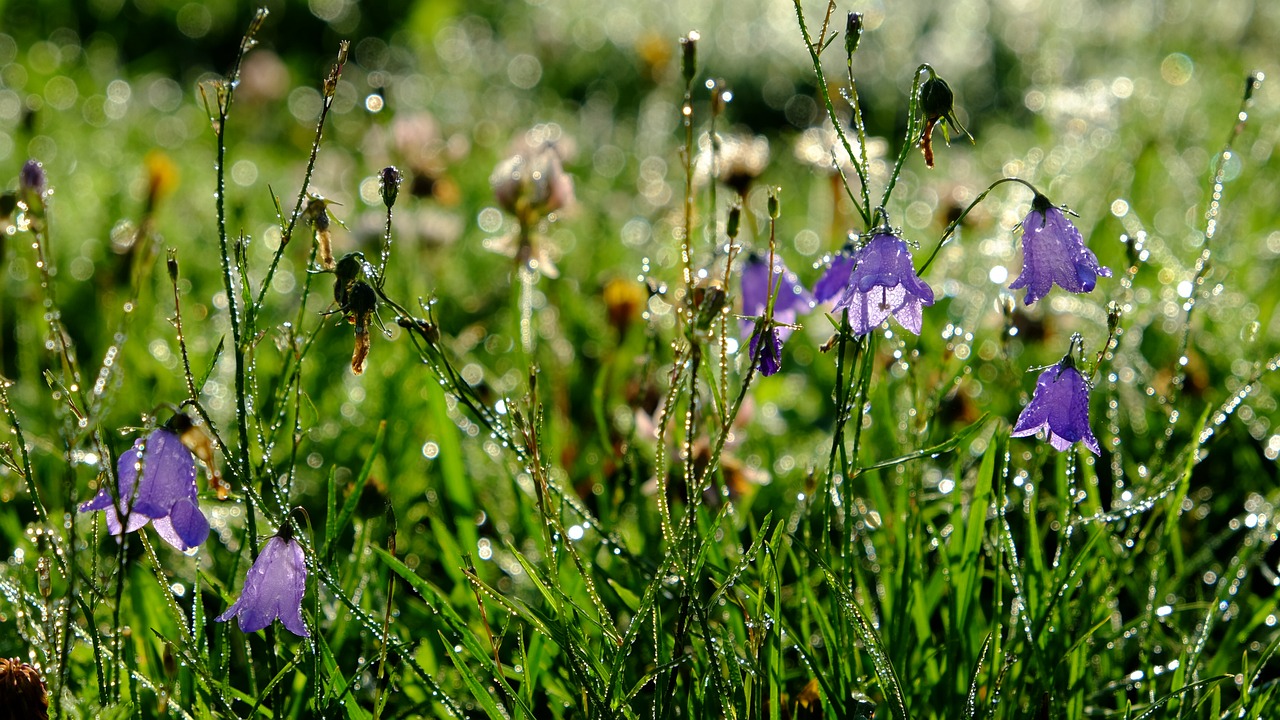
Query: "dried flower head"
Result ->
[[216, 529, 310, 637], [1011, 336, 1102, 454], [79, 427, 210, 553], [303, 194, 338, 269], [697, 133, 770, 197], [1009, 194, 1112, 305], [0, 657, 48, 720], [490, 140, 574, 227], [346, 280, 378, 375]]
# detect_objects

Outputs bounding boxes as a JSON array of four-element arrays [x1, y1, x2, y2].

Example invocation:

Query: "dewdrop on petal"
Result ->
[[78, 425, 210, 553]]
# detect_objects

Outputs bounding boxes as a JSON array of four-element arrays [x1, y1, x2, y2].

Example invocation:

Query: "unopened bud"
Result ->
[[19, 160, 46, 197], [380, 166, 401, 209], [1107, 301, 1122, 335], [767, 190, 779, 219], [680, 31, 699, 86], [166, 248, 179, 283], [845, 13, 864, 57], [726, 205, 741, 239]]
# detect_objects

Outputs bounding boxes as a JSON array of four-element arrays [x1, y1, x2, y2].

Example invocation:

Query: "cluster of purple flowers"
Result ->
[[79, 416, 310, 637], [742, 194, 1110, 454]]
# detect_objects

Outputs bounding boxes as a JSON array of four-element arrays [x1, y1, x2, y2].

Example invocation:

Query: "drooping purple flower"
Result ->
[[1011, 342, 1101, 454], [1009, 194, 1112, 305], [831, 231, 935, 336], [217, 531, 310, 637], [748, 324, 783, 376], [79, 428, 210, 552], [739, 253, 814, 375]]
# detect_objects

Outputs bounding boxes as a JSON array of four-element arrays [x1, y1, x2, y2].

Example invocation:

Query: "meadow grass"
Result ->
[[1, 1, 1279, 718]]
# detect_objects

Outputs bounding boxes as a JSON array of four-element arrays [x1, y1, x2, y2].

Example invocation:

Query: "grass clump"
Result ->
[[1, 2, 1278, 718]]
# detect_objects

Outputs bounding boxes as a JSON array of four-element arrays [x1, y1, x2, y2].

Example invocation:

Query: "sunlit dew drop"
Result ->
[[365, 93, 384, 112], [988, 265, 1008, 284]]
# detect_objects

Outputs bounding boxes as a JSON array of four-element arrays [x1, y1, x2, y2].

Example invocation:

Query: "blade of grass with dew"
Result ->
[[323, 419, 386, 560]]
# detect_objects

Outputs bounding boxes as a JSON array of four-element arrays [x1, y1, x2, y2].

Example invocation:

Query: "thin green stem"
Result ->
[[918, 176, 1039, 275], [791, 0, 871, 227], [252, 42, 349, 324]]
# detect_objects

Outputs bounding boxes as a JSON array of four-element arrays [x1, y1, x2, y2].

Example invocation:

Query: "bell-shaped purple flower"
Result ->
[[1011, 344, 1101, 454], [1009, 194, 1112, 305], [217, 531, 310, 637], [79, 429, 209, 552], [740, 253, 814, 375], [831, 232, 935, 336]]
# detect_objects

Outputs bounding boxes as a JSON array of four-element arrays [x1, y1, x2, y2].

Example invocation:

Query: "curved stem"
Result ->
[[879, 64, 932, 210], [917, 176, 1040, 275]]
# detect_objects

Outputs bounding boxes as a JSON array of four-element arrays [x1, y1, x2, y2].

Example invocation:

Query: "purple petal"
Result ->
[[739, 254, 814, 337], [814, 253, 856, 303], [834, 233, 933, 336], [1011, 207, 1110, 305], [1011, 362, 1100, 454], [153, 497, 210, 552], [217, 535, 310, 637], [758, 327, 782, 376], [131, 430, 199, 519]]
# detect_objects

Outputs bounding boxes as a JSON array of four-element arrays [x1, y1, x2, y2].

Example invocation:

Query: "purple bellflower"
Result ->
[[217, 528, 310, 637], [1011, 336, 1101, 454], [79, 428, 209, 553], [740, 253, 814, 376], [1009, 194, 1111, 305], [823, 230, 935, 336]]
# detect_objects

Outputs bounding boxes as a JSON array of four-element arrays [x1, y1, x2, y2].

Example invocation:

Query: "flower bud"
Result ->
[[379, 166, 401, 209], [19, 159, 46, 198], [726, 205, 741, 239], [845, 13, 863, 57], [680, 31, 699, 86], [919, 75, 955, 121]]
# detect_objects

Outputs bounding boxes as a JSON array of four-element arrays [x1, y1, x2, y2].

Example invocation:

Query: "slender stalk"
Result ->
[[207, 8, 268, 555], [252, 41, 350, 323], [879, 63, 931, 210], [917, 176, 1038, 275], [791, 0, 871, 226]]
